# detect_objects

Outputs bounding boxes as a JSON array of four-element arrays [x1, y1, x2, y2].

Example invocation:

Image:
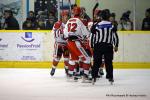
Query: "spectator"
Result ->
[[109, 13, 118, 30], [22, 18, 35, 30], [36, 18, 46, 30], [28, 11, 36, 23], [3, 10, 20, 30], [46, 16, 55, 30], [45, 11, 57, 30], [48, 11, 57, 22], [27, 11, 37, 28], [118, 17, 132, 30], [122, 10, 131, 21], [142, 8, 150, 30], [118, 10, 133, 30]]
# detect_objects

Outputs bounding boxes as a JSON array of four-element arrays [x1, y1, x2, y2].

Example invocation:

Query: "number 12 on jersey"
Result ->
[[67, 23, 77, 32]]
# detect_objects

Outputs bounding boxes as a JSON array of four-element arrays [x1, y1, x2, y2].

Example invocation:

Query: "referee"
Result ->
[[90, 10, 119, 84]]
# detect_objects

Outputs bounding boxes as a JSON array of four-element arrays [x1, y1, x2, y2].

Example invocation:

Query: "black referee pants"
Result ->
[[92, 43, 114, 79]]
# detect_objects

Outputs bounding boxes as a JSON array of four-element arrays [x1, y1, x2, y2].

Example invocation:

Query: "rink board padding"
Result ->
[[0, 61, 150, 69], [0, 30, 150, 68]]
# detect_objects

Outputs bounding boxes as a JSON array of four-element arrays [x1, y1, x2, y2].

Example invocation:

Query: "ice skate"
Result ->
[[97, 72, 102, 78], [108, 78, 114, 85], [76, 73, 82, 79], [50, 68, 56, 76], [88, 73, 92, 81], [99, 68, 104, 76], [64, 67, 68, 75], [74, 71, 82, 79], [73, 72, 79, 82], [67, 74, 78, 82], [82, 74, 92, 83], [92, 78, 96, 85], [67, 74, 74, 81], [74, 75, 78, 82]]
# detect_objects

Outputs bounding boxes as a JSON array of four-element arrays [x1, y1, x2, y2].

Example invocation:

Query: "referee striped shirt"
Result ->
[[90, 21, 119, 48]]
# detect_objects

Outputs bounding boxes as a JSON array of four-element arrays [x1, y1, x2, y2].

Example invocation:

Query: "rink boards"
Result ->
[[0, 30, 150, 68], [0, 61, 150, 69]]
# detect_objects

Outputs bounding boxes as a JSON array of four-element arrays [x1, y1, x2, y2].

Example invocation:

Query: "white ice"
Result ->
[[0, 68, 150, 100]]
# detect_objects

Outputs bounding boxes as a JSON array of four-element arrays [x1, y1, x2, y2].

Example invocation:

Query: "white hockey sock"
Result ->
[[68, 70, 73, 75], [52, 66, 56, 69], [84, 70, 89, 75], [65, 66, 68, 69]]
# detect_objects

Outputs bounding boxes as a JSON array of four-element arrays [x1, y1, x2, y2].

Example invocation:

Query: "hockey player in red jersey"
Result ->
[[72, 7, 92, 79], [50, 10, 70, 76], [64, 7, 91, 82]]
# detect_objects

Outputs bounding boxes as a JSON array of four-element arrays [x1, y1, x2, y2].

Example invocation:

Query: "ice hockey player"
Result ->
[[64, 7, 91, 82], [75, 7, 92, 79], [50, 10, 70, 76]]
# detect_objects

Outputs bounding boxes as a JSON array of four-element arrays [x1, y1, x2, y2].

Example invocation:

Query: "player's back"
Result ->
[[64, 17, 90, 40]]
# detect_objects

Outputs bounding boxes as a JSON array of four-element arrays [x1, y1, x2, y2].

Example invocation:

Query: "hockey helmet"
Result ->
[[73, 7, 81, 16]]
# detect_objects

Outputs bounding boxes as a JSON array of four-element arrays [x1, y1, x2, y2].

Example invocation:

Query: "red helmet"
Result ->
[[73, 7, 81, 16], [61, 10, 69, 16]]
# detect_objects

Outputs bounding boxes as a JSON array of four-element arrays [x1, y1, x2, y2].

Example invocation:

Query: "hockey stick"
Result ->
[[92, 2, 99, 22], [90, 2, 99, 34]]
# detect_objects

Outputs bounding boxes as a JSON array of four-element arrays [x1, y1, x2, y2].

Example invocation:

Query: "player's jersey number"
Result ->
[[67, 23, 77, 32]]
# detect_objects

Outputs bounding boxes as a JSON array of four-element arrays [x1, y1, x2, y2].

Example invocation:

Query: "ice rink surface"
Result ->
[[0, 68, 150, 100]]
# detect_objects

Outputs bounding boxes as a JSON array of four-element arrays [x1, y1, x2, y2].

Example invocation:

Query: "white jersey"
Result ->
[[64, 17, 90, 40], [52, 21, 66, 44]]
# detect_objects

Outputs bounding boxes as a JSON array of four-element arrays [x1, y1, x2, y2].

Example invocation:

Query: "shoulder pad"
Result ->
[[54, 21, 62, 29]]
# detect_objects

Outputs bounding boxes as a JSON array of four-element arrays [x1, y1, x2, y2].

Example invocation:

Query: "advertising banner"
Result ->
[[0, 32, 43, 61]]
